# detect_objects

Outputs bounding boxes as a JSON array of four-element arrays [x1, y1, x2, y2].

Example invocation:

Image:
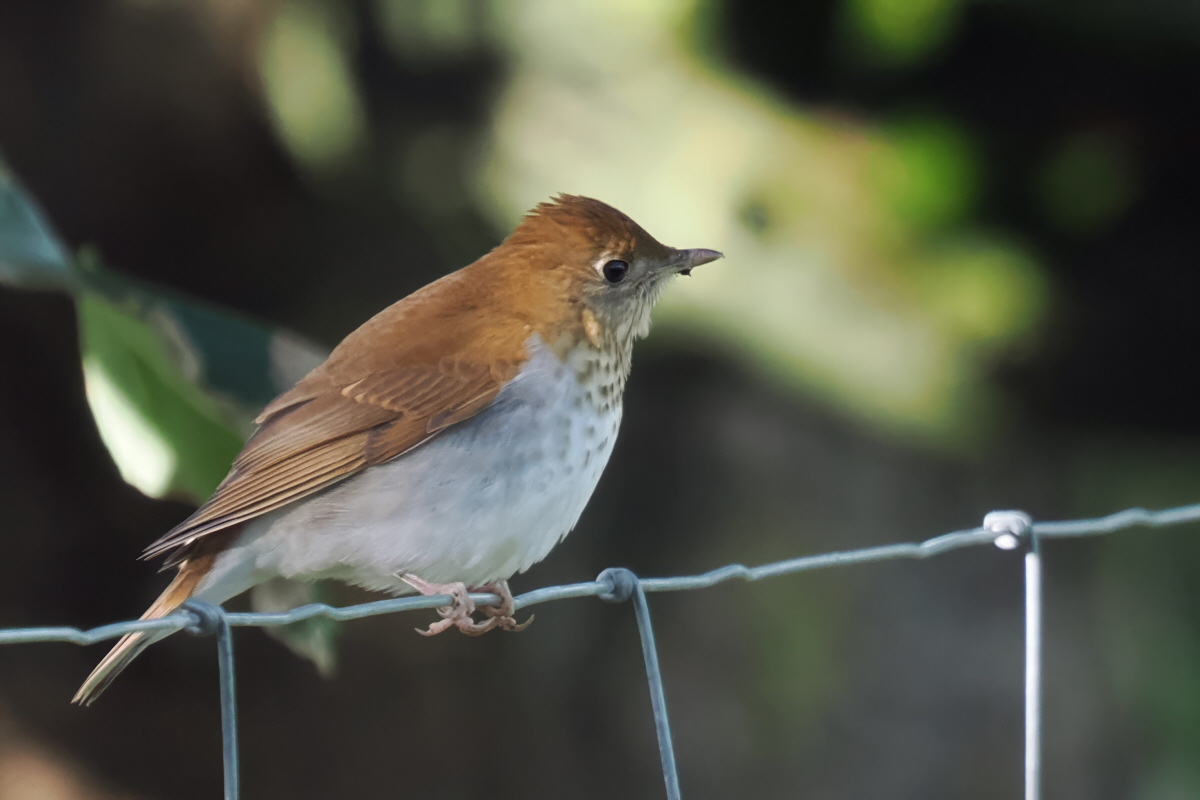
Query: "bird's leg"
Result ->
[[398, 572, 499, 636], [470, 580, 534, 634]]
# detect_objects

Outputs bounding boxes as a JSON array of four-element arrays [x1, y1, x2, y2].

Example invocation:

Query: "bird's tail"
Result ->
[[73, 555, 215, 706]]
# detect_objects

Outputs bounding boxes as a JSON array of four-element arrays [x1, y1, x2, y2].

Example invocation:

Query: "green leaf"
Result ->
[[3, 161, 339, 670], [79, 292, 248, 502], [251, 578, 340, 677], [0, 159, 76, 291]]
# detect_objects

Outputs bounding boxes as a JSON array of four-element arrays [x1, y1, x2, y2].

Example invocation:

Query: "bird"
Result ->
[[73, 194, 722, 705]]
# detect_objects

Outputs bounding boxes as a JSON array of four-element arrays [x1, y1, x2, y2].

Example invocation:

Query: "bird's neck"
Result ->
[[540, 294, 657, 412], [561, 330, 634, 416], [566, 340, 633, 417]]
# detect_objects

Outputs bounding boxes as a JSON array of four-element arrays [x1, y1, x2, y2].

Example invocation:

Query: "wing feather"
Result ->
[[144, 356, 523, 563], [141, 256, 552, 564]]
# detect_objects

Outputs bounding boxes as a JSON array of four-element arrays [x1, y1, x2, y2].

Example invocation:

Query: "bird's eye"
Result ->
[[602, 259, 629, 283]]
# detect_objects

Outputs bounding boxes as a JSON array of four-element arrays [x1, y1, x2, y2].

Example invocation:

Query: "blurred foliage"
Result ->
[[0, 161, 335, 669], [243, 0, 1053, 442], [746, 574, 848, 744], [0, 161, 327, 501], [475, 0, 1047, 444], [2, 165, 292, 501], [259, 0, 366, 173], [373, 0, 479, 65], [249, 578, 341, 677], [0, 159, 75, 292], [1039, 130, 1139, 234], [878, 114, 978, 230], [1069, 445, 1200, 800], [78, 290, 244, 500], [843, 0, 965, 65]]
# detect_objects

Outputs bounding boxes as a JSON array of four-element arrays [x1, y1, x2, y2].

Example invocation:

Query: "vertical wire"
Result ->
[[214, 610, 240, 800], [631, 581, 681, 800], [1024, 534, 1042, 800]]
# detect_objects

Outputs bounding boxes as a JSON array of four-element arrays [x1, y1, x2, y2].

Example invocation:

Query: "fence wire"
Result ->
[[3, 502, 1200, 800]]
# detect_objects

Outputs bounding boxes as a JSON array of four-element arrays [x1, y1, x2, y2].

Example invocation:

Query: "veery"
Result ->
[[74, 195, 721, 704]]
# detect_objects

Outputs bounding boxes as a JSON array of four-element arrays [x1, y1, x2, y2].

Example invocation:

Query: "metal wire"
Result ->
[[598, 567, 680, 800], [184, 600, 240, 800], [2, 501, 1199, 800], [1024, 535, 1042, 800]]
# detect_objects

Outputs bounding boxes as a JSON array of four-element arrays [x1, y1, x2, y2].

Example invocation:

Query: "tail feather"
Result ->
[[73, 555, 215, 706]]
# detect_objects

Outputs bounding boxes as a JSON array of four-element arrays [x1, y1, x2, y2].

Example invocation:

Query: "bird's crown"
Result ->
[[506, 194, 671, 266]]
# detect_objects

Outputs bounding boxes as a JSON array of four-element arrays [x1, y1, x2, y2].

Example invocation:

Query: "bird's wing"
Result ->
[[142, 356, 522, 563]]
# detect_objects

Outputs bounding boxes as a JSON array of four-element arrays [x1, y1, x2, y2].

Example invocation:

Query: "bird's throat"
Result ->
[[566, 337, 630, 416]]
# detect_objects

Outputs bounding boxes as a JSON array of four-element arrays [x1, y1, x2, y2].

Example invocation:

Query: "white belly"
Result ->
[[201, 340, 622, 598]]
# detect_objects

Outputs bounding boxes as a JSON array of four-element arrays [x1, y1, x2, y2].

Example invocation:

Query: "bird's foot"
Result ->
[[399, 573, 489, 636], [472, 580, 534, 635], [398, 574, 531, 636]]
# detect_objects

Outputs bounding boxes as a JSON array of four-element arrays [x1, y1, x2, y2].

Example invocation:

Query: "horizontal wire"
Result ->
[[1031, 503, 1200, 536], [3, 502, 1199, 647]]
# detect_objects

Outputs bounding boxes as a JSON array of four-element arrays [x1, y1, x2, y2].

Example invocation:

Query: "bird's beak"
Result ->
[[666, 248, 724, 276]]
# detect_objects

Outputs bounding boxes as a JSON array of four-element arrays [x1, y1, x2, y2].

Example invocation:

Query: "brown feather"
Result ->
[[73, 554, 218, 705]]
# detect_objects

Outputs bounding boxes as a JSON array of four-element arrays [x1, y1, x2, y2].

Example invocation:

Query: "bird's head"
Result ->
[[503, 195, 722, 347]]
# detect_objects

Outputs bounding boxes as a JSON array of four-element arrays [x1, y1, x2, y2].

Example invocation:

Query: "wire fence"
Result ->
[[4, 502, 1200, 800]]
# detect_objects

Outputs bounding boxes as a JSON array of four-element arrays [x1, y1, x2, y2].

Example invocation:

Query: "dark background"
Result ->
[[1, 1, 1199, 798]]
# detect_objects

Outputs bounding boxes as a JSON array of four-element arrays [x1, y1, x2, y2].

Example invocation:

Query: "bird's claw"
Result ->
[[475, 581, 534, 633], [399, 574, 533, 636]]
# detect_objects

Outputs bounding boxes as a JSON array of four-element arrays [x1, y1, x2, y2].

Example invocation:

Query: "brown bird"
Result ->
[[74, 194, 722, 704]]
